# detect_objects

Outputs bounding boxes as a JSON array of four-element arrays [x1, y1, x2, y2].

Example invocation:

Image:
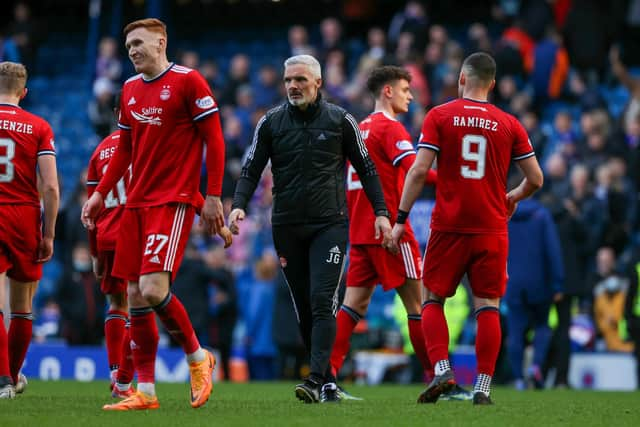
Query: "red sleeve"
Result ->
[[37, 121, 56, 156], [383, 122, 416, 167], [417, 108, 440, 152], [186, 71, 219, 121], [511, 116, 535, 160], [194, 192, 205, 215], [196, 114, 225, 196], [95, 130, 132, 197], [117, 87, 132, 130]]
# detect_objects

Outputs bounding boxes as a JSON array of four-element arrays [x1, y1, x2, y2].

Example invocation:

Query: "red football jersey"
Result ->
[[418, 98, 534, 234], [87, 130, 130, 252], [0, 103, 55, 207], [347, 111, 417, 245], [117, 63, 219, 207]]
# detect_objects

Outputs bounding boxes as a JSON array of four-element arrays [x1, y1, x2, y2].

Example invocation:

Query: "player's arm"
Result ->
[[229, 114, 271, 234], [397, 154, 437, 185], [398, 148, 437, 214], [195, 112, 225, 235], [507, 156, 544, 217], [85, 159, 99, 258], [342, 113, 391, 241], [37, 154, 59, 263]]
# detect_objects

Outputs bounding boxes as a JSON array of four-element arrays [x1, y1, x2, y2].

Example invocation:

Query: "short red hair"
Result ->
[[123, 18, 167, 39]]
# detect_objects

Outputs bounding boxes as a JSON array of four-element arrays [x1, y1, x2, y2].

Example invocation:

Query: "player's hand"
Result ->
[[218, 226, 233, 248], [228, 208, 246, 235], [200, 195, 224, 236], [387, 223, 405, 255], [36, 236, 54, 263], [92, 255, 104, 282], [506, 191, 519, 220], [81, 192, 104, 230], [374, 214, 392, 243]]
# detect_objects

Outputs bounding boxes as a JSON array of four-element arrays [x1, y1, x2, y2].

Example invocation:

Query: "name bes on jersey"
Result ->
[[453, 115, 498, 131]]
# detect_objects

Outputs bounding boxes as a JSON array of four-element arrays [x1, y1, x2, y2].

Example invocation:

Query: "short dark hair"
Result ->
[[366, 65, 412, 97], [462, 52, 496, 85]]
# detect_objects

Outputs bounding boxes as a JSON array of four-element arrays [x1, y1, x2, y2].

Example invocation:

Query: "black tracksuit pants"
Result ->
[[272, 220, 347, 381]]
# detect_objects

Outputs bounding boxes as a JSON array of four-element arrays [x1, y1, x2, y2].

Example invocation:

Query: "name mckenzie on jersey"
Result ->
[[131, 106, 163, 126]]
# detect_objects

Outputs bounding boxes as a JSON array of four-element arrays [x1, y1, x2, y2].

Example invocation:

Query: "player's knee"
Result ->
[[108, 292, 128, 311]]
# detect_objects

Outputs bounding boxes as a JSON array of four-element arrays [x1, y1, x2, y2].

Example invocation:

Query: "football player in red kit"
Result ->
[[389, 52, 543, 405]]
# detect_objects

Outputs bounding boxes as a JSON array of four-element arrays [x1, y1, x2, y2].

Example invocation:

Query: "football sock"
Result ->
[[130, 308, 158, 386], [8, 312, 33, 384], [0, 312, 10, 378], [474, 373, 492, 397], [186, 348, 206, 364], [434, 359, 451, 376], [407, 314, 434, 379], [105, 310, 127, 374], [137, 382, 155, 397], [421, 300, 449, 372], [116, 321, 134, 385], [329, 305, 361, 375], [475, 306, 501, 379], [153, 293, 200, 355]]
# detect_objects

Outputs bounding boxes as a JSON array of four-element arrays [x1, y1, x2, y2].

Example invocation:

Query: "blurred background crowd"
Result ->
[[2, 0, 640, 388]]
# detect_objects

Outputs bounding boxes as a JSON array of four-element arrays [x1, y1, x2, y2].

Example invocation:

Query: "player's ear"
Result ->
[[488, 79, 496, 92], [383, 84, 393, 99], [19, 87, 28, 100], [316, 77, 322, 89], [459, 72, 466, 87]]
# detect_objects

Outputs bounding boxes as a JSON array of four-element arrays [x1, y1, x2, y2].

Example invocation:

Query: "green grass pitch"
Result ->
[[1, 381, 638, 427]]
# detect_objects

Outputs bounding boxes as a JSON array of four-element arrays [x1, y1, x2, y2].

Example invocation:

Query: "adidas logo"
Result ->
[[329, 246, 341, 254], [150, 255, 161, 264], [128, 96, 136, 106], [318, 133, 327, 140]]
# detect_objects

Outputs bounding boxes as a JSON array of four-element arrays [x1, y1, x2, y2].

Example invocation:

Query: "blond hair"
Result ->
[[0, 62, 27, 95], [123, 18, 167, 39]]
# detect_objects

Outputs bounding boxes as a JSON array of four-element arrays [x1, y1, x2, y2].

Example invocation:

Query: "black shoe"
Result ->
[[320, 382, 340, 403], [472, 392, 493, 405], [417, 369, 456, 403], [295, 378, 321, 403]]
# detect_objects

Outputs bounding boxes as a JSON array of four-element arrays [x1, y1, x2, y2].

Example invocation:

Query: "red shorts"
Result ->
[[423, 230, 508, 299], [112, 203, 195, 282], [0, 205, 42, 282], [346, 239, 422, 291], [97, 250, 127, 294]]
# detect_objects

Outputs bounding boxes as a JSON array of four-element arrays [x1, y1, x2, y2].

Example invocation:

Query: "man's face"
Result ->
[[388, 79, 412, 114], [125, 27, 164, 75], [284, 64, 321, 108]]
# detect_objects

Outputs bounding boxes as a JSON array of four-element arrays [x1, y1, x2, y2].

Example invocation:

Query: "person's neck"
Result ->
[[0, 95, 20, 106], [462, 88, 489, 102], [373, 100, 397, 119], [143, 59, 171, 80]]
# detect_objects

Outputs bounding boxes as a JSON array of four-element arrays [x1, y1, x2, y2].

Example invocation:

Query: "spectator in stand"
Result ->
[[253, 64, 281, 109], [591, 247, 634, 352], [355, 27, 386, 76], [199, 60, 222, 94], [467, 23, 493, 54], [531, 27, 569, 107], [95, 37, 122, 84], [179, 50, 200, 70], [56, 242, 106, 345], [542, 152, 570, 201], [288, 25, 316, 57], [610, 45, 640, 135], [388, 1, 429, 51], [219, 54, 251, 106], [317, 17, 347, 64], [6, 2, 38, 69], [234, 84, 256, 137], [542, 110, 577, 164], [88, 78, 116, 139], [520, 110, 548, 156]]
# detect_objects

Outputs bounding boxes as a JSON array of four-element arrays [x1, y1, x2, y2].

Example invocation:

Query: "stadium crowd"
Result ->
[[2, 0, 640, 389]]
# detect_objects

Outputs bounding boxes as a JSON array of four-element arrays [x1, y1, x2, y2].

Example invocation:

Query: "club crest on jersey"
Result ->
[[396, 140, 413, 150], [195, 96, 215, 109], [160, 85, 171, 101]]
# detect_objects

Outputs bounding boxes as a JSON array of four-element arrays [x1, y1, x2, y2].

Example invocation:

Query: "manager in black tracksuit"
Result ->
[[229, 54, 391, 403]]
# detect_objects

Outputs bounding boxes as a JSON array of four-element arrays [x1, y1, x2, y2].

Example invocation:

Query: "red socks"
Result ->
[[408, 314, 434, 379], [421, 301, 449, 367], [329, 306, 361, 375], [104, 310, 127, 371], [475, 307, 501, 376], [153, 293, 199, 355], [0, 312, 9, 378], [8, 313, 33, 384], [129, 309, 158, 383], [116, 324, 134, 384]]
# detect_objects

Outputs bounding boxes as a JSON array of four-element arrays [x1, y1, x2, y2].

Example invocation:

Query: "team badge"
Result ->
[[160, 85, 171, 101], [195, 96, 215, 109]]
